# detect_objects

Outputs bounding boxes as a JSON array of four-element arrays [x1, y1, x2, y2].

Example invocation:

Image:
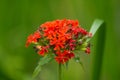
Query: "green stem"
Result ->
[[58, 63, 62, 80]]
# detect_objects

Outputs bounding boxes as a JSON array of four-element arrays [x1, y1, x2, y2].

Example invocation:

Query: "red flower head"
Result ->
[[26, 19, 92, 64]]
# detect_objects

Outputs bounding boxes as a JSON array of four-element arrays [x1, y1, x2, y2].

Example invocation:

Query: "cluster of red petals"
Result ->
[[85, 47, 90, 54], [40, 19, 88, 51], [26, 31, 41, 47], [68, 39, 76, 50], [38, 46, 49, 56], [26, 19, 91, 64], [55, 50, 74, 64]]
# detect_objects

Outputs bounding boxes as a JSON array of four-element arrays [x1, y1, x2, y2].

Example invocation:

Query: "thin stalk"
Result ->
[[58, 63, 62, 80]]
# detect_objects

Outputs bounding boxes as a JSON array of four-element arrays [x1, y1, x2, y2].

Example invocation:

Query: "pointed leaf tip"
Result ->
[[90, 19, 104, 36], [87, 19, 104, 42]]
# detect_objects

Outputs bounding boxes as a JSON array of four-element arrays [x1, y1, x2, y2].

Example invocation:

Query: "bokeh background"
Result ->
[[0, 0, 120, 80]]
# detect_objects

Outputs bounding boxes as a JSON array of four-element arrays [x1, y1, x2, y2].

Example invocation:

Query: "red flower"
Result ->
[[26, 31, 41, 47], [38, 46, 49, 56], [68, 39, 76, 50], [78, 28, 88, 35], [88, 32, 92, 37], [63, 50, 74, 59], [55, 50, 74, 64], [85, 47, 90, 54], [34, 31, 41, 39], [67, 20, 79, 27]]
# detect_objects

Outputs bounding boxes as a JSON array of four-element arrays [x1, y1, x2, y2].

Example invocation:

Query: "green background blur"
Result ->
[[0, 0, 120, 80]]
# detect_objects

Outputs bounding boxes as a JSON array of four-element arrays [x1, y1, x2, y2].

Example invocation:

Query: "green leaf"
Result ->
[[86, 19, 104, 42], [32, 54, 52, 78], [79, 61, 85, 71], [74, 56, 85, 71], [90, 19, 104, 36]]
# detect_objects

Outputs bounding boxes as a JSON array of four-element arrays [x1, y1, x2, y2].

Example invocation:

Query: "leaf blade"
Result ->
[[87, 19, 104, 42], [32, 54, 52, 78], [90, 19, 104, 36]]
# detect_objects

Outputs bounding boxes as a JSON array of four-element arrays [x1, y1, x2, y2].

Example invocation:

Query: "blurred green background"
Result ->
[[0, 0, 120, 80]]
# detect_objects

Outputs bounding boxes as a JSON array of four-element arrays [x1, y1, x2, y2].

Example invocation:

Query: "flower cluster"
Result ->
[[26, 19, 92, 64]]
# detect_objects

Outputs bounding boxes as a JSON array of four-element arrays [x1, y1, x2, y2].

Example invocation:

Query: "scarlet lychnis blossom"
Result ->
[[26, 19, 92, 64]]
